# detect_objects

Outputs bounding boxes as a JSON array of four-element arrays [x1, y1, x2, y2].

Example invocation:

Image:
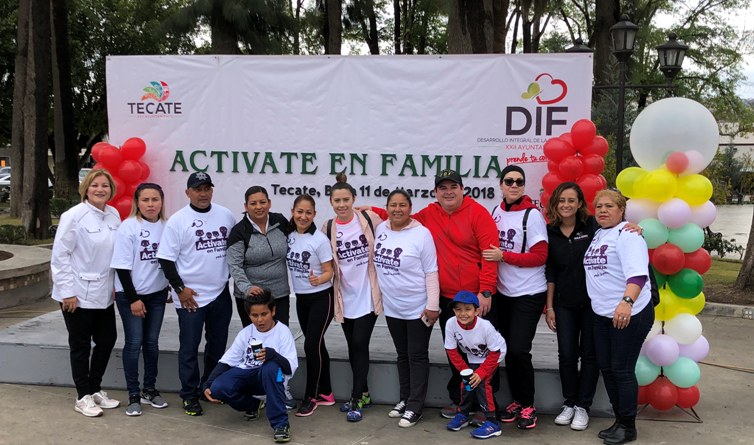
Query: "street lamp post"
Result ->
[[566, 16, 689, 174]]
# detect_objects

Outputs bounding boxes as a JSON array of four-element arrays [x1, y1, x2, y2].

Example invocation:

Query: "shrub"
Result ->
[[0, 225, 26, 244], [49, 198, 77, 218], [703, 228, 745, 260]]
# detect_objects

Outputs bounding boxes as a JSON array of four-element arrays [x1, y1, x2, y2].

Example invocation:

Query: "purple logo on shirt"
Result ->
[[499, 228, 516, 251], [193, 224, 229, 252], [336, 234, 369, 263], [374, 240, 404, 271], [584, 244, 609, 266], [139, 239, 159, 261], [287, 249, 311, 275]]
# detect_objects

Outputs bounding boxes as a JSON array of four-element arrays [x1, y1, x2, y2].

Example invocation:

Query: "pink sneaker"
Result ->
[[315, 393, 336, 406]]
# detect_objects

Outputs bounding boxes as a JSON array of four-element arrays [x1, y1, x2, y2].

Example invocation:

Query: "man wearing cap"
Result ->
[[157, 172, 236, 416]]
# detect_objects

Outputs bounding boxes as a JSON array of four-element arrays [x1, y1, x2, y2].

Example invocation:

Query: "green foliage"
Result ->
[[0, 2, 18, 145], [704, 229, 745, 259], [49, 198, 78, 218], [0, 225, 26, 244]]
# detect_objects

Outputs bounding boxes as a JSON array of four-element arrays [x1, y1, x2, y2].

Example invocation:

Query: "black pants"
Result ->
[[341, 312, 377, 401], [439, 297, 500, 405], [494, 291, 547, 407], [555, 304, 599, 410], [386, 316, 432, 414], [61, 304, 117, 399], [235, 295, 290, 327], [296, 287, 334, 399]]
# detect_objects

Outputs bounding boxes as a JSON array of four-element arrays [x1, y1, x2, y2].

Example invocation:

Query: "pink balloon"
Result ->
[[625, 199, 658, 223], [678, 335, 709, 362], [684, 150, 707, 174], [690, 201, 717, 228], [658, 198, 692, 229], [665, 151, 689, 174], [645, 334, 680, 367]]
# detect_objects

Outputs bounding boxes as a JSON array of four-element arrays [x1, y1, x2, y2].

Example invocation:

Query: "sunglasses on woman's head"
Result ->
[[503, 178, 525, 187]]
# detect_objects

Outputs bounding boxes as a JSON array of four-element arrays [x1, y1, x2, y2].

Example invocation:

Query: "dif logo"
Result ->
[[127, 81, 183, 117], [506, 73, 569, 136]]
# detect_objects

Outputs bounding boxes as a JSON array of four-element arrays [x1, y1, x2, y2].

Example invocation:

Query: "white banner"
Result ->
[[106, 54, 593, 220]]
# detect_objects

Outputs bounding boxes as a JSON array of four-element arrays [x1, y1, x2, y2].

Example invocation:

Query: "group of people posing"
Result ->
[[51, 165, 653, 445]]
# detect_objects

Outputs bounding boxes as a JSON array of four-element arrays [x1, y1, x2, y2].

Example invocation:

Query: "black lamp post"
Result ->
[[566, 16, 689, 174]]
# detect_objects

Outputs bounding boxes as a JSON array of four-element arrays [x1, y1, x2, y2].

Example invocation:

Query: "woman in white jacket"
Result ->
[[51, 169, 122, 417]]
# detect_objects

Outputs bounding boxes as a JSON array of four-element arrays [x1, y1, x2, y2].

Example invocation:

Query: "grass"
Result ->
[[705, 258, 742, 285]]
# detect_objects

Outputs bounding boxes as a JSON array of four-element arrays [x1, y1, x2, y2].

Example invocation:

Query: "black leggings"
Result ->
[[235, 295, 290, 327], [296, 287, 335, 399], [341, 312, 377, 401]]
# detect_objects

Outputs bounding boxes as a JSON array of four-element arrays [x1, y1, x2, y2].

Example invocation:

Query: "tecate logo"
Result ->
[[127, 81, 183, 117]]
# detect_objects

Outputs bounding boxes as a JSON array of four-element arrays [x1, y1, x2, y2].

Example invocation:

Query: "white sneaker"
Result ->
[[570, 406, 589, 431], [92, 390, 120, 409], [75, 395, 103, 417], [554, 405, 575, 425], [388, 400, 406, 418]]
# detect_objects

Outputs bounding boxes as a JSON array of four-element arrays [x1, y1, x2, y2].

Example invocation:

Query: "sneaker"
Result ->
[[141, 389, 168, 409], [447, 412, 470, 431], [516, 406, 537, 429], [554, 405, 575, 425], [183, 398, 203, 416], [440, 403, 459, 419], [470, 411, 487, 427], [340, 394, 371, 412], [125, 394, 142, 416], [470, 420, 502, 439], [295, 398, 318, 417], [346, 399, 363, 422], [92, 390, 120, 409], [315, 393, 336, 406], [388, 400, 407, 418], [74, 394, 103, 417], [398, 410, 422, 428], [285, 397, 297, 410], [243, 407, 260, 421], [273, 424, 291, 443], [570, 406, 589, 431], [498, 401, 522, 423]]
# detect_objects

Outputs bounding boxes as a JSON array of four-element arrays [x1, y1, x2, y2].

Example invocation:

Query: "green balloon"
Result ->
[[664, 357, 701, 388], [668, 223, 705, 253], [635, 355, 661, 386], [651, 265, 668, 288], [668, 268, 704, 299], [639, 218, 669, 249]]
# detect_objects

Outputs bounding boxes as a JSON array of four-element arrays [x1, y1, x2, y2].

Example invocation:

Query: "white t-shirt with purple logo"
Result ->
[[110, 217, 169, 295], [219, 321, 298, 376], [157, 204, 236, 308], [584, 222, 651, 317], [491, 206, 548, 296], [444, 317, 507, 365], [335, 216, 373, 319], [374, 222, 438, 320], [287, 230, 333, 295]]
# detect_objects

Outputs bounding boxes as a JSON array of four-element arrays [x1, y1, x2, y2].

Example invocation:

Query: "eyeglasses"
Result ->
[[503, 178, 525, 187]]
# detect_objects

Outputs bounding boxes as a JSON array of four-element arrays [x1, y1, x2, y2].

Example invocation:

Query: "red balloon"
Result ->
[[582, 136, 609, 157], [676, 385, 700, 409], [638, 385, 650, 405], [548, 160, 560, 173], [114, 196, 133, 221], [684, 248, 712, 275], [127, 182, 139, 199], [648, 377, 678, 411], [138, 161, 151, 181], [91, 142, 114, 162], [665, 151, 689, 174], [111, 175, 126, 200], [92, 162, 106, 171], [596, 174, 607, 189], [648, 248, 655, 263], [559, 155, 585, 181], [121, 137, 147, 160], [560, 132, 573, 146], [582, 154, 606, 175], [652, 243, 686, 275], [98, 146, 123, 170], [571, 119, 597, 150], [540, 192, 551, 211], [577, 173, 603, 204], [118, 160, 143, 183], [542, 172, 564, 194], [543, 137, 577, 163]]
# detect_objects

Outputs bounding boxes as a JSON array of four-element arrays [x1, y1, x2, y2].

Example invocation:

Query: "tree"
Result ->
[[736, 209, 754, 290], [344, 0, 381, 54], [324, 0, 343, 53], [447, 0, 509, 53]]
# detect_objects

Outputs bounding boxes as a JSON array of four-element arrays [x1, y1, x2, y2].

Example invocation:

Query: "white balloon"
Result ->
[[645, 319, 662, 340], [690, 201, 717, 228], [625, 199, 658, 223], [664, 313, 703, 345], [629, 98, 719, 171], [684, 150, 708, 175], [658, 198, 692, 229]]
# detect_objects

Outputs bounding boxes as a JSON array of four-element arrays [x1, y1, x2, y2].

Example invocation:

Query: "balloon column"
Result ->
[[617, 97, 719, 413], [542, 119, 609, 212], [91, 138, 151, 220]]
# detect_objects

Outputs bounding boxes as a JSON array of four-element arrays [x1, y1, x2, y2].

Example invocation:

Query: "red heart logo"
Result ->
[[534, 73, 568, 105]]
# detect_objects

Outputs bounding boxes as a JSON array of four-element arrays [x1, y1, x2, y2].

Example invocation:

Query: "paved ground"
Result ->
[[0, 297, 753, 444]]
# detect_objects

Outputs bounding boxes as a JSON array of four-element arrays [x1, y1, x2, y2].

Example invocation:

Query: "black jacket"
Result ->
[[545, 216, 598, 308]]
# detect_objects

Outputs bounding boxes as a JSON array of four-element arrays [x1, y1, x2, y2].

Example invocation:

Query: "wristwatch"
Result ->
[[622, 296, 634, 306], [174, 285, 185, 295], [481, 291, 492, 299]]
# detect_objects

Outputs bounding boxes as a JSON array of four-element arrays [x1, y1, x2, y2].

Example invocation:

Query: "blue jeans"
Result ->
[[210, 362, 288, 429], [177, 284, 232, 400], [554, 304, 599, 410], [115, 289, 169, 395], [593, 302, 654, 420]]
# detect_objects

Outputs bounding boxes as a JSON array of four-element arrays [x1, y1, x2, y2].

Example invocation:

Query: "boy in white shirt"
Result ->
[[203, 290, 298, 443], [444, 291, 507, 439]]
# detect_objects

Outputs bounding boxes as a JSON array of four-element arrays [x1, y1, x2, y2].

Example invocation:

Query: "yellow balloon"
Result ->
[[655, 287, 681, 321], [640, 169, 678, 203], [616, 167, 648, 198], [676, 291, 706, 316], [676, 175, 713, 206]]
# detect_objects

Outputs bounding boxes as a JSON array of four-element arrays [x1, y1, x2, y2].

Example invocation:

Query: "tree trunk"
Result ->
[[325, 0, 341, 54], [22, 0, 52, 238], [735, 209, 754, 290], [210, 2, 240, 54], [51, 0, 79, 201], [593, 0, 619, 86], [394, 0, 401, 54], [366, 0, 379, 55], [448, 0, 501, 54], [10, 0, 30, 218]]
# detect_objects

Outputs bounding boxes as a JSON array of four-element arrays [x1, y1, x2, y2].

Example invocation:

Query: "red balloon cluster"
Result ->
[[542, 119, 608, 213], [649, 245, 711, 280], [91, 137, 150, 220], [641, 376, 700, 410]]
